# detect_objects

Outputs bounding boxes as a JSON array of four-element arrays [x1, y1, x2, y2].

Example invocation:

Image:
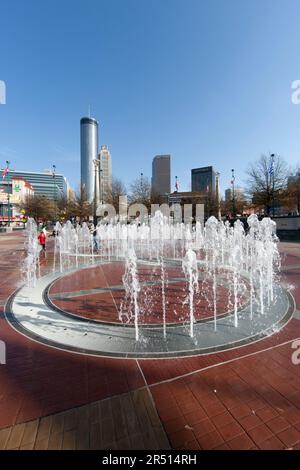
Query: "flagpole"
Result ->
[[52, 164, 57, 223]]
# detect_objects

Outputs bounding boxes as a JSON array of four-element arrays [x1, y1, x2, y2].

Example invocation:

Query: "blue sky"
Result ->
[[1, 0, 300, 194]]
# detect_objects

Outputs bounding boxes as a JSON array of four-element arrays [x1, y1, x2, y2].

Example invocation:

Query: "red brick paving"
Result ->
[[150, 338, 300, 449], [0, 231, 300, 450], [49, 264, 236, 324]]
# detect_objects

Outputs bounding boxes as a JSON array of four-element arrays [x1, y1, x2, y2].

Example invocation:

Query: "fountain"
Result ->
[[47, 212, 281, 336], [22, 217, 40, 287], [160, 256, 167, 339], [120, 248, 140, 341], [8, 211, 292, 359], [182, 249, 199, 338]]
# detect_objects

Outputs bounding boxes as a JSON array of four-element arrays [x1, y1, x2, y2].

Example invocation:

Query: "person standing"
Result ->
[[38, 230, 46, 251], [93, 229, 100, 252]]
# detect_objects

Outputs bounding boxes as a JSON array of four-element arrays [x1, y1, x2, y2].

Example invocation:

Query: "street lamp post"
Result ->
[[52, 165, 57, 223], [93, 158, 100, 225], [5, 161, 11, 227], [140, 172, 144, 205], [100, 169, 103, 204], [270, 153, 275, 217], [231, 169, 236, 219], [215, 172, 221, 221], [7, 192, 11, 227]]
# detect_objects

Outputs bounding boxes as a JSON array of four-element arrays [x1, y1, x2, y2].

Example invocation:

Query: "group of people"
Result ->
[[37, 225, 101, 253]]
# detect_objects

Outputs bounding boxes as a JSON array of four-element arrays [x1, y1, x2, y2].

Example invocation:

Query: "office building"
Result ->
[[98, 144, 112, 202], [151, 155, 171, 196], [0, 176, 34, 221], [2, 169, 68, 201], [80, 116, 99, 202], [191, 166, 216, 193]]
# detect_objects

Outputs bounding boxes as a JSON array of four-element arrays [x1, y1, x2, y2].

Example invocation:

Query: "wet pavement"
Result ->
[[0, 232, 300, 449]]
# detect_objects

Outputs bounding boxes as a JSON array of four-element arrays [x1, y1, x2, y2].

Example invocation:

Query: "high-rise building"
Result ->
[[2, 169, 68, 201], [98, 144, 112, 202], [151, 155, 171, 196], [191, 166, 216, 193], [80, 117, 99, 203]]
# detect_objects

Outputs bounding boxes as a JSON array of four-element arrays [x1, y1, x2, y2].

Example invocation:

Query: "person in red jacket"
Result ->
[[38, 230, 46, 251]]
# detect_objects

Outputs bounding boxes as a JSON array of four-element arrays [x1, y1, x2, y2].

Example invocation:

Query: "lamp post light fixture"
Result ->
[[52, 164, 57, 223], [270, 153, 275, 217], [140, 172, 144, 205], [93, 158, 101, 224], [231, 168, 236, 219], [215, 172, 221, 221], [173, 176, 181, 207], [100, 168, 103, 205], [5, 161, 11, 227], [7, 192, 11, 227]]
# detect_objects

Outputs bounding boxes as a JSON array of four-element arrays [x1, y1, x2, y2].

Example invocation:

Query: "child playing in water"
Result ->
[[38, 230, 46, 251]]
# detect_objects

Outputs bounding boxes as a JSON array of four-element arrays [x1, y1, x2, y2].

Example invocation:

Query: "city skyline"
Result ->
[[1, 2, 300, 456], [1, 1, 300, 194]]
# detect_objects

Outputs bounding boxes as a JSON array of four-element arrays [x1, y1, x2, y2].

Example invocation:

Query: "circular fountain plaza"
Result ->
[[5, 212, 294, 358]]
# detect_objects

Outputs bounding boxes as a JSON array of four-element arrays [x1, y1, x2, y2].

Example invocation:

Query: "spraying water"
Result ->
[[25, 212, 281, 342], [120, 248, 140, 341], [22, 218, 40, 287], [160, 257, 167, 339], [182, 249, 199, 338]]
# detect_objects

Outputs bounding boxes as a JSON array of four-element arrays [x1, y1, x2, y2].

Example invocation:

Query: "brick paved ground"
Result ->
[[0, 389, 170, 450], [48, 264, 236, 324], [0, 232, 300, 450]]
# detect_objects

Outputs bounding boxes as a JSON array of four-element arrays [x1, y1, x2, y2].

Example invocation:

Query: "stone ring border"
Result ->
[[44, 259, 250, 328], [3, 262, 295, 359]]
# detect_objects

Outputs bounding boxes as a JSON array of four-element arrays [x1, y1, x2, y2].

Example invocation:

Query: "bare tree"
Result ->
[[20, 195, 54, 222], [68, 185, 92, 221], [55, 193, 70, 221], [106, 177, 127, 211], [246, 154, 288, 215], [129, 176, 151, 209], [221, 194, 248, 218]]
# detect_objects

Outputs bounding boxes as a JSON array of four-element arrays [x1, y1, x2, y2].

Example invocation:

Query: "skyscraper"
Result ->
[[191, 166, 216, 193], [98, 145, 112, 202], [151, 155, 171, 196], [80, 117, 99, 202]]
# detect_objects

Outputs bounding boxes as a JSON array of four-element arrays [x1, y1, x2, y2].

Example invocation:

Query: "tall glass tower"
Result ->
[[80, 117, 99, 202], [98, 144, 112, 202]]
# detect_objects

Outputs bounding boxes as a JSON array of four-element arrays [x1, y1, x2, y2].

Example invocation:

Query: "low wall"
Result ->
[[277, 230, 300, 241], [273, 216, 300, 230]]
